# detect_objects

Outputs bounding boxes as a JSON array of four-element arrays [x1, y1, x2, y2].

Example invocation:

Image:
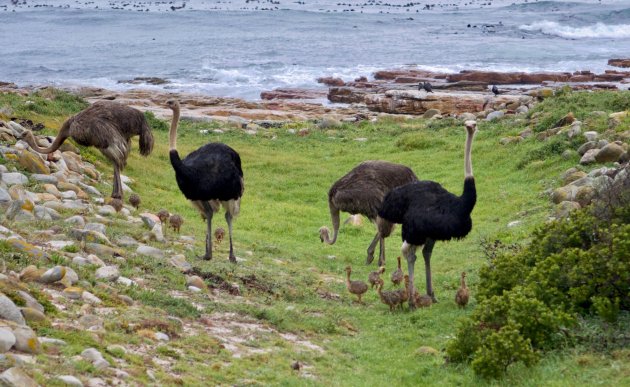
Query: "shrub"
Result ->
[[144, 111, 169, 132]]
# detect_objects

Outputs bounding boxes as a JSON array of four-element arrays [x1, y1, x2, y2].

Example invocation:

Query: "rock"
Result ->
[[86, 255, 105, 267], [39, 266, 67, 284], [30, 174, 57, 184], [1, 172, 28, 186], [169, 255, 192, 273], [0, 367, 39, 387], [458, 112, 476, 121], [6, 237, 50, 260], [97, 205, 116, 216], [485, 111, 504, 121], [595, 142, 625, 163], [136, 245, 164, 259], [78, 315, 103, 330], [69, 229, 111, 245], [118, 295, 133, 306], [422, 109, 441, 119], [16, 291, 44, 313], [86, 378, 107, 387], [515, 105, 529, 114], [446, 70, 571, 84], [62, 287, 83, 300], [116, 277, 136, 287], [56, 375, 83, 387], [551, 185, 577, 204], [185, 275, 206, 290], [39, 337, 67, 346], [84, 243, 124, 257], [150, 224, 165, 242], [577, 141, 599, 156], [115, 235, 139, 247], [12, 325, 41, 354], [18, 151, 49, 174], [0, 188, 11, 204], [94, 266, 119, 282], [260, 88, 328, 100], [0, 328, 16, 353], [19, 265, 44, 282], [33, 206, 52, 221], [580, 149, 600, 165], [60, 267, 79, 287], [562, 149, 578, 160], [562, 169, 587, 185], [81, 348, 105, 363], [0, 294, 26, 325], [81, 292, 102, 305], [584, 131, 599, 142], [106, 345, 127, 356], [140, 213, 160, 229], [575, 186, 596, 207], [65, 216, 86, 228], [20, 307, 47, 324], [566, 121, 582, 138]]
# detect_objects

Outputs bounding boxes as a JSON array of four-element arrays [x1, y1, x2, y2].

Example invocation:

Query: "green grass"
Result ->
[[2, 89, 629, 385]]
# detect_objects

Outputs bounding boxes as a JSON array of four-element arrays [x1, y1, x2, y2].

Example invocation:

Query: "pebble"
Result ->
[[12, 325, 41, 354], [31, 174, 58, 184], [0, 328, 16, 353], [1, 172, 28, 186], [169, 254, 192, 273], [95, 266, 120, 281], [16, 291, 44, 313], [20, 307, 47, 323], [0, 294, 26, 325], [81, 347, 105, 363], [65, 215, 86, 227], [84, 223, 106, 235], [81, 292, 102, 305], [116, 277, 136, 287], [39, 337, 67, 346], [63, 287, 84, 300], [155, 332, 170, 342]]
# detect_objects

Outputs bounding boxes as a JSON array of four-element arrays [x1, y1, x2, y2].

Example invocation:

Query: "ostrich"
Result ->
[[129, 193, 141, 210], [169, 214, 184, 233], [319, 161, 417, 266], [22, 101, 154, 210], [166, 99, 244, 262], [378, 120, 477, 307], [491, 85, 499, 96]]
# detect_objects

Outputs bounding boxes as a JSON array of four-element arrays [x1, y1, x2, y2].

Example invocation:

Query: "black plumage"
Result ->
[[423, 82, 434, 93], [492, 85, 499, 96], [167, 100, 244, 261], [378, 121, 478, 306], [320, 160, 417, 266]]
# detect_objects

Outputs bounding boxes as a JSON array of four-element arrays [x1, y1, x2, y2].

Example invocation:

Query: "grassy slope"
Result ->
[[2, 90, 629, 385]]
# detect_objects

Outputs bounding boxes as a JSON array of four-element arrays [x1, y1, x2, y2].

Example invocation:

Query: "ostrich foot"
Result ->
[[430, 293, 439, 303], [228, 254, 237, 264], [365, 252, 375, 265], [198, 253, 212, 261]]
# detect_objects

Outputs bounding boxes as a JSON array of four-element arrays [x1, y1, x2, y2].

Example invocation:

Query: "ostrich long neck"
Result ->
[[345, 271, 352, 288], [322, 205, 340, 244], [24, 126, 68, 154], [462, 130, 477, 212], [464, 130, 474, 179], [168, 106, 180, 151], [460, 275, 467, 289]]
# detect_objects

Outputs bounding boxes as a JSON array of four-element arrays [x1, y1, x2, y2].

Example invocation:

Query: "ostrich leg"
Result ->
[[402, 241, 418, 310], [225, 211, 236, 263], [365, 232, 380, 265], [377, 236, 386, 267], [200, 202, 214, 260], [422, 239, 437, 303], [111, 164, 124, 199]]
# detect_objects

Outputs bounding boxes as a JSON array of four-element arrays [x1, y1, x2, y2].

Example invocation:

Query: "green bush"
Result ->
[[144, 111, 169, 131], [447, 170, 630, 378]]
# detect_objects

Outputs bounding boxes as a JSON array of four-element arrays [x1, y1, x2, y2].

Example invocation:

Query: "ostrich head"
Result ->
[[345, 266, 352, 274], [464, 120, 477, 134], [165, 99, 180, 111]]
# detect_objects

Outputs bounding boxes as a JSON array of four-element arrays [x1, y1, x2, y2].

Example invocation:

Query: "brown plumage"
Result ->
[[394, 274, 410, 308], [157, 209, 170, 225], [455, 271, 470, 308], [214, 227, 225, 245], [319, 161, 417, 267], [22, 101, 154, 208], [376, 278, 402, 311], [129, 193, 141, 210], [413, 292, 433, 308], [107, 197, 123, 212], [391, 256, 403, 286], [345, 266, 368, 304], [169, 214, 184, 233], [368, 266, 385, 289]]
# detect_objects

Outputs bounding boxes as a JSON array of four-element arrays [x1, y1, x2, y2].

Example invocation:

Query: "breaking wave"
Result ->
[[519, 21, 630, 39]]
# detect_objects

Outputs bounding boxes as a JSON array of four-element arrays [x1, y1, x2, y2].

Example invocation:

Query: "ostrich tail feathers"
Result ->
[[139, 121, 154, 156]]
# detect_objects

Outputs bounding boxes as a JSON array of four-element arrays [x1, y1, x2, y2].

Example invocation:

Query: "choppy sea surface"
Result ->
[[1, 0, 629, 100]]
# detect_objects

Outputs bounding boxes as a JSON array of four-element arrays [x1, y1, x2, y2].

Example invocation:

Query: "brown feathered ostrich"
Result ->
[[455, 271, 470, 308], [169, 214, 184, 233], [22, 101, 154, 210], [320, 161, 417, 266], [345, 266, 368, 304], [166, 99, 244, 261], [129, 193, 141, 210], [379, 121, 478, 307]]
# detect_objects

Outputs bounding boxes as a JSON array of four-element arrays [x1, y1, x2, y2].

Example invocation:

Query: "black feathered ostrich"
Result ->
[[166, 100, 244, 262], [22, 101, 154, 210], [378, 120, 477, 306], [320, 161, 417, 266]]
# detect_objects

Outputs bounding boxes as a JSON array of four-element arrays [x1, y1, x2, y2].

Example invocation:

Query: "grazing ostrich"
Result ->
[[166, 99, 244, 261], [378, 121, 478, 307], [319, 161, 417, 266], [22, 101, 154, 210], [157, 209, 170, 226]]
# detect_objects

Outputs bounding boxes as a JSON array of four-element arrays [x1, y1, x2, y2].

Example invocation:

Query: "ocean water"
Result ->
[[1, 0, 629, 100]]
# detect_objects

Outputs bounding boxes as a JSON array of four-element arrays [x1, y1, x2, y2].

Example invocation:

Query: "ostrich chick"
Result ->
[[157, 209, 170, 225], [345, 266, 368, 304], [455, 271, 470, 308], [376, 278, 402, 311], [413, 292, 434, 308], [129, 193, 141, 210], [169, 214, 184, 233], [394, 274, 410, 308], [214, 227, 225, 245], [391, 256, 403, 286], [368, 266, 385, 289]]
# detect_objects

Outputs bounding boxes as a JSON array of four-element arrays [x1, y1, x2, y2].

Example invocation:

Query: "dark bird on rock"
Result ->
[[167, 100, 244, 262], [491, 85, 499, 96], [378, 121, 478, 307], [423, 82, 434, 93], [320, 161, 417, 267], [22, 101, 154, 210]]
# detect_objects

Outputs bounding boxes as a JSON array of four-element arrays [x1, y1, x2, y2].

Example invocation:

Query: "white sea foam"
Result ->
[[519, 21, 630, 39]]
